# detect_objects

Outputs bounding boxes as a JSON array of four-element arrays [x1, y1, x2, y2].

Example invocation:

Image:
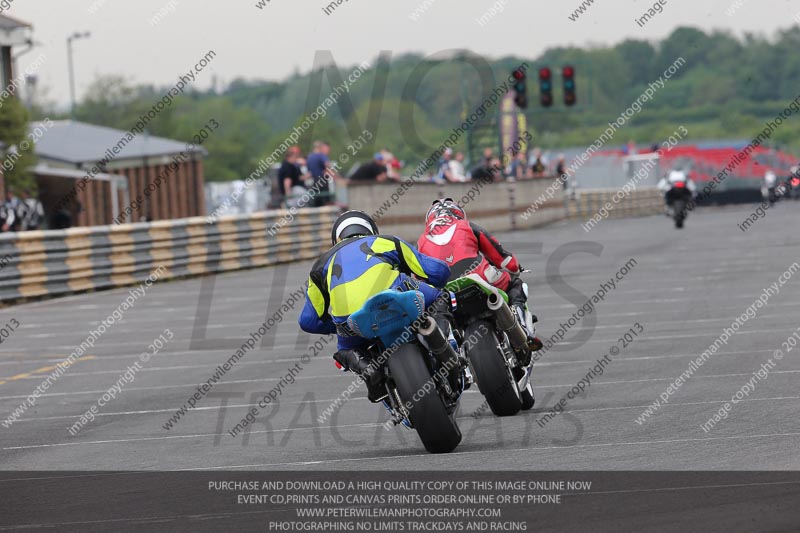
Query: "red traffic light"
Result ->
[[513, 69, 526, 80], [562, 65, 576, 106], [539, 66, 553, 107]]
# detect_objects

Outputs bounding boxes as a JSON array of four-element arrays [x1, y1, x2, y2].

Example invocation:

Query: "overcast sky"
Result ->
[[7, 0, 799, 107]]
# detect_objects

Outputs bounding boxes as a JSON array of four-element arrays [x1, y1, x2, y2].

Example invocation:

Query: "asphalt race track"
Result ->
[[2, 204, 799, 472]]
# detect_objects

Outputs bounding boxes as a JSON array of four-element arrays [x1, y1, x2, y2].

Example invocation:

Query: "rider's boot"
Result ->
[[512, 304, 543, 356], [507, 277, 543, 360], [333, 350, 386, 402]]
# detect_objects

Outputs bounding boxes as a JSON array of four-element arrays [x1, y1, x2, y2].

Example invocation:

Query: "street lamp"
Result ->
[[67, 31, 91, 119]]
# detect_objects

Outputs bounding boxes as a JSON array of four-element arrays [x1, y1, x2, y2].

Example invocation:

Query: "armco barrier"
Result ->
[[0, 206, 340, 302]]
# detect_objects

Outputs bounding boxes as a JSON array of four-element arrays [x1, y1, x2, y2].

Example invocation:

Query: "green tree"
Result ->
[[75, 75, 145, 128], [616, 39, 657, 86], [0, 95, 36, 193], [67, 25, 800, 182]]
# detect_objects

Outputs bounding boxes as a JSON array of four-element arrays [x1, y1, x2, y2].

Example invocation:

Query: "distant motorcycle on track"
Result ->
[[659, 170, 696, 229], [666, 181, 693, 229]]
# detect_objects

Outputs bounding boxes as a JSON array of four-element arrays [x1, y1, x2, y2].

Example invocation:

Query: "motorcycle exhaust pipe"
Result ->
[[487, 292, 529, 355], [418, 316, 461, 374]]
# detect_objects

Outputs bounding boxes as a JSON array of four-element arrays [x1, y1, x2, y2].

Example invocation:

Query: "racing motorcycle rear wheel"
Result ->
[[465, 320, 523, 417], [388, 344, 462, 453], [673, 199, 687, 229]]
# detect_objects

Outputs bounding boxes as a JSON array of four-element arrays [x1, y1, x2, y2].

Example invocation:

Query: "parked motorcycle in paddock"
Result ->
[[446, 274, 536, 416], [345, 288, 467, 453]]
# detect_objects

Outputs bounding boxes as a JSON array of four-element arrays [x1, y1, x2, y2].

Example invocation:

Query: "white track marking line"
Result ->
[[0, 347, 779, 393], [11, 394, 800, 425], [179, 432, 800, 470], [548, 327, 797, 346], [5, 313, 795, 366], [4, 324, 794, 375], [2, 367, 798, 403], [0, 421, 386, 451]]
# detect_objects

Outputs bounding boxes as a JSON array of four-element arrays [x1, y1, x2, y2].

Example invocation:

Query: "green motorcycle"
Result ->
[[446, 274, 536, 416]]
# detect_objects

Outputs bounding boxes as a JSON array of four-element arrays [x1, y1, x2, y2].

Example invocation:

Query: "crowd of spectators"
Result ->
[[455, 146, 567, 185], [348, 150, 402, 182], [269, 141, 405, 208], [0, 188, 44, 233], [269, 141, 570, 209], [270, 141, 349, 209]]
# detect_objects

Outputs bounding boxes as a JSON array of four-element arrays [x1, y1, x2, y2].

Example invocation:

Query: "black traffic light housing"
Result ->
[[563, 65, 576, 106], [538, 67, 553, 107], [512, 68, 528, 109]]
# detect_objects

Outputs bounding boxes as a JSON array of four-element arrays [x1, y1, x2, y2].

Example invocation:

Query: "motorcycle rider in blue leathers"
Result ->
[[298, 210, 455, 401]]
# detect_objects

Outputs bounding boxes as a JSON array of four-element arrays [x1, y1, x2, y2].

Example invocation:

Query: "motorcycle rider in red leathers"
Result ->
[[417, 198, 541, 353]]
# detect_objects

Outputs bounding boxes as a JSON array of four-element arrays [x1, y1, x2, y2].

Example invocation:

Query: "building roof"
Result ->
[[31, 163, 126, 183], [31, 120, 207, 165], [0, 14, 31, 30], [0, 14, 32, 46]]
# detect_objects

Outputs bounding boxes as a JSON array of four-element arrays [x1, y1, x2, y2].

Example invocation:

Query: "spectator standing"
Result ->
[[307, 141, 338, 207], [380, 150, 402, 182], [278, 146, 309, 208], [389, 157, 403, 181], [436, 148, 459, 183], [350, 153, 388, 182], [2, 190, 18, 232], [471, 150, 495, 182], [449, 152, 468, 182], [509, 151, 529, 180], [19, 189, 44, 230], [555, 154, 568, 189], [488, 157, 505, 181], [530, 148, 546, 177]]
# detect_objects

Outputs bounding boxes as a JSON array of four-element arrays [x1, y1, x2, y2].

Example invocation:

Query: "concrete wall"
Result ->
[[346, 177, 567, 241], [345, 178, 662, 241]]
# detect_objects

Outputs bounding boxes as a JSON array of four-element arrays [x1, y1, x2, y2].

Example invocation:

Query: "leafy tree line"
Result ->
[[27, 25, 800, 182]]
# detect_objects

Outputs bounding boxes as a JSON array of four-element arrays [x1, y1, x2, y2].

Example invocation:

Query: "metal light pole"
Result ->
[[67, 31, 91, 119]]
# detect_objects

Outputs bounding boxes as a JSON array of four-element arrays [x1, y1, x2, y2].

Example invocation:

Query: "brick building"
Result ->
[[32, 120, 207, 226]]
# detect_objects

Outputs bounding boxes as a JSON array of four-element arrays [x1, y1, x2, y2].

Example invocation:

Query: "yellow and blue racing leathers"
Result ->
[[298, 234, 450, 351]]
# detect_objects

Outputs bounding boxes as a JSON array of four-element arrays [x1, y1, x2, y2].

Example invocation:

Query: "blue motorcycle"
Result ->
[[347, 289, 465, 453]]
